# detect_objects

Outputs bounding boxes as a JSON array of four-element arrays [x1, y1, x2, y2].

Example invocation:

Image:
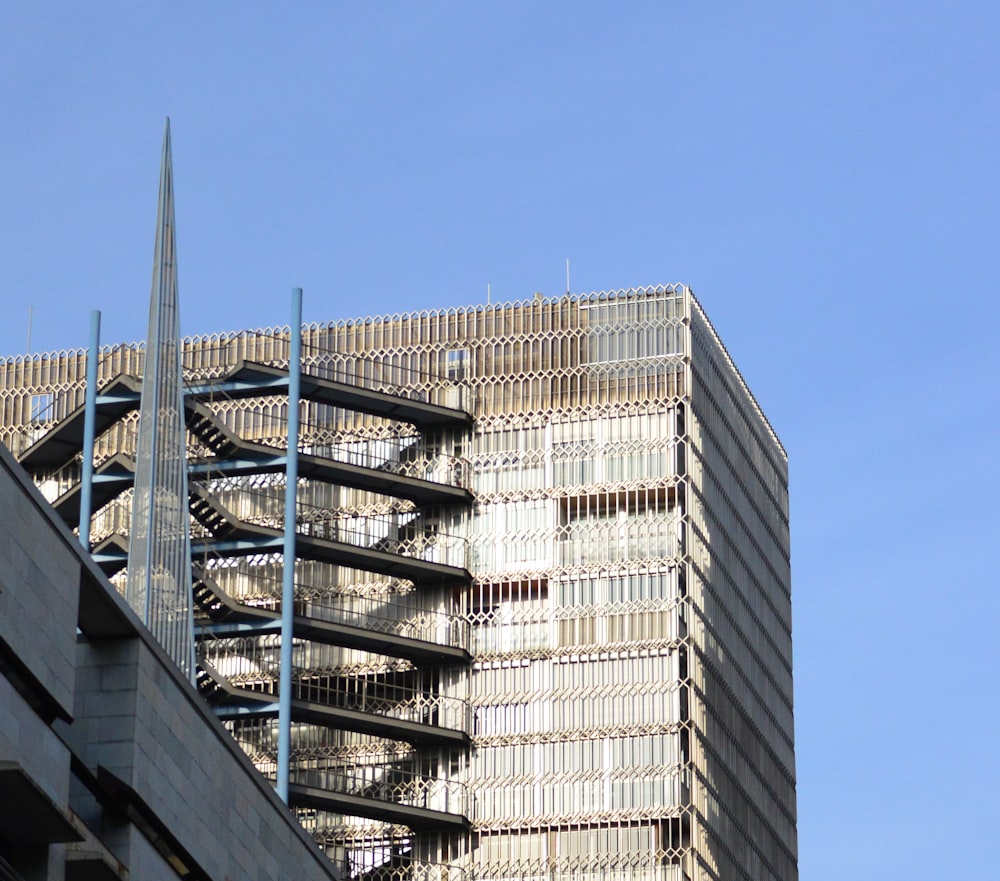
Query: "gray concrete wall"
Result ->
[[0, 450, 79, 718], [0, 442, 340, 881], [71, 633, 339, 881], [0, 678, 73, 881]]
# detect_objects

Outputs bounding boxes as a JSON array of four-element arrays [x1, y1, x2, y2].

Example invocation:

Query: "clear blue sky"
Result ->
[[2, 3, 998, 877]]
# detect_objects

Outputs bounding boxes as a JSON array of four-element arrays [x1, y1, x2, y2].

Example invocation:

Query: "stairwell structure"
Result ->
[[8, 327, 478, 878]]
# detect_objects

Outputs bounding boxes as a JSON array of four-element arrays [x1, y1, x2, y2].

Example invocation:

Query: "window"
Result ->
[[30, 392, 54, 423], [657, 816, 691, 864], [473, 501, 552, 573], [445, 348, 470, 381], [558, 489, 680, 565]]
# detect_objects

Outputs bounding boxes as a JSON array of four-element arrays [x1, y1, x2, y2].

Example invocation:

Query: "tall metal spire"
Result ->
[[126, 118, 196, 681]]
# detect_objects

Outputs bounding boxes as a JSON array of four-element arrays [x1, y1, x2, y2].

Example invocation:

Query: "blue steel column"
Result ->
[[277, 287, 303, 802], [79, 310, 101, 550]]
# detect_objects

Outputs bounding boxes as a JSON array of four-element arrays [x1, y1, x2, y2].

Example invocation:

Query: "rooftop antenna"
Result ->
[[487, 283, 491, 305], [26, 306, 32, 352], [566, 259, 571, 296]]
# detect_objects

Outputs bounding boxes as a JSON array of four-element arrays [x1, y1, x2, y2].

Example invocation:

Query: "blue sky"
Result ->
[[2, 3, 998, 877]]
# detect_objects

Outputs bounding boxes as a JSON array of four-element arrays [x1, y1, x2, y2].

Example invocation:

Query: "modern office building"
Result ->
[[0, 281, 796, 881], [0, 117, 795, 881]]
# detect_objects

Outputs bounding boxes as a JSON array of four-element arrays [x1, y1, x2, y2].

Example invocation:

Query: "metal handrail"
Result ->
[[194, 552, 471, 652], [179, 333, 471, 413], [199, 485, 469, 568], [200, 645, 472, 736], [290, 764, 468, 818], [189, 406, 471, 487]]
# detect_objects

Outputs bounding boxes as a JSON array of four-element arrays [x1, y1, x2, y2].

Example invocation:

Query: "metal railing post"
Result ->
[[277, 287, 302, 803], [79, 310, 101, 549]]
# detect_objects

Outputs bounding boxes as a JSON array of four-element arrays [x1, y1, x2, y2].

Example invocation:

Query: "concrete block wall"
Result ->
[[0, 679, 74, 881], [0, 448, 79, 881], [0, 451, 79, 718], [72, 633, 340, 881]]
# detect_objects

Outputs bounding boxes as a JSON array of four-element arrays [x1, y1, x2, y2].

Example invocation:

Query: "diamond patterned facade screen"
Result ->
[[125, 119, 196, 680]]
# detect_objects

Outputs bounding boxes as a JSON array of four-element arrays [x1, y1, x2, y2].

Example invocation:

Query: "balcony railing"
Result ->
[[201, 558, 471, 655], [194, 486, 469, 570], [199, 646, 473, 737], [291, 764, 469, 820], [301, 593, 472, 656], [292, 677, 473, 738], [189, 407, 471, 490], [180, 334, 471, 413], [471, 869, 684, 881]]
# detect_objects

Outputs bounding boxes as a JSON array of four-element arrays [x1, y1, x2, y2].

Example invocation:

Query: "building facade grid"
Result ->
[[0, 284, 796, 881]]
